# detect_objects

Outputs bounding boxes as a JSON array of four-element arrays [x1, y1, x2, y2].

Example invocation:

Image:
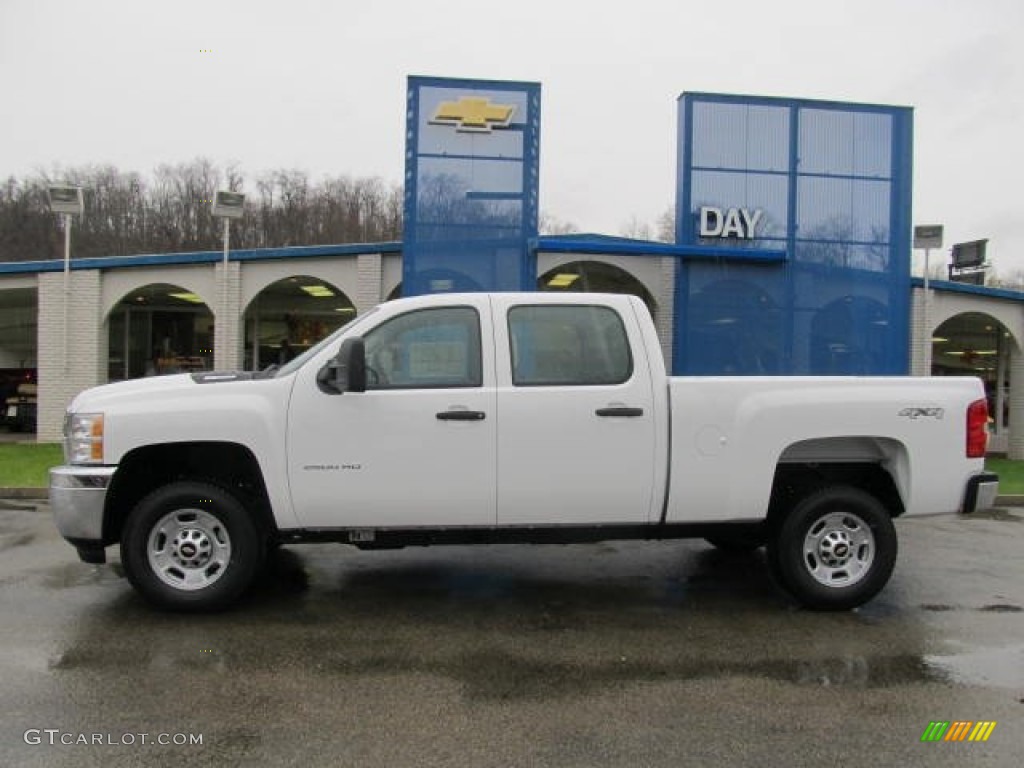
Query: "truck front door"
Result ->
[[287, 298, 497, 528]]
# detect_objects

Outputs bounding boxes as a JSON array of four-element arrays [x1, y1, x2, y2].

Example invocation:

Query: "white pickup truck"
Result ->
[[51, 292, 998, 612]]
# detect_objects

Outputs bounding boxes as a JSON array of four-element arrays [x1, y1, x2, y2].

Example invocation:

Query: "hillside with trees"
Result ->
[[0, 159, 403, 262]]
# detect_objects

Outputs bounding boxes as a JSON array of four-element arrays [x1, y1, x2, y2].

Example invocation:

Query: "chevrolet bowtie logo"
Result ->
[[430, 97, 515, 133]]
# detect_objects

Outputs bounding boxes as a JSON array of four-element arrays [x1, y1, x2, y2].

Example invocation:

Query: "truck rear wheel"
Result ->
[[120, 481, 264, 611], [768, 486, 897, 611]]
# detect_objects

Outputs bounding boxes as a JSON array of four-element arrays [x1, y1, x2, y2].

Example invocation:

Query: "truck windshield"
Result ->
[[271, 307, 380, 378]]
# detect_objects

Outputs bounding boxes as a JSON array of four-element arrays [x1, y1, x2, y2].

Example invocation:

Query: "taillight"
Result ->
[[966, 398, 988, 458]]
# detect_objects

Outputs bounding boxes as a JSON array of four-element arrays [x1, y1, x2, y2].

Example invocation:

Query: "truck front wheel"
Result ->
[[120, 481, 264, 611], [768, 486, 897, 611]]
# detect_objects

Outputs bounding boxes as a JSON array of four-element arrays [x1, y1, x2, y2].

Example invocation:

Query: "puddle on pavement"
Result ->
[[920, 602, 1022, 613], [47, 640, 983, 701], [979, 603, 1023, 613], [924, 644, 1024, 688], [310, 651, 957, 700], [42, 563, 123, 589]]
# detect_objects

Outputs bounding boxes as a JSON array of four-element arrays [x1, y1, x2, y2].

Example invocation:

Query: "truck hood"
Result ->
[[68, 371, 264, 413], [68, 369, 295, 468]]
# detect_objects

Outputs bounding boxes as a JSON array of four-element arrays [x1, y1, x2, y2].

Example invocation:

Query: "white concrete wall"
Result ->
[[355, 253, 383, 313], [100, 265, 218, 320], [909, 289, 931, 376], [655, 257, 676, 370], [1010, 347, 1024, 460], [382, 253, 403, 300], [924, 289, 1024, 350], [239, 257, 362, 312], [214, 262, 243, 370], [37, 270, 105, 442], [911, 285, 1024, 458], [0, 275, 37, 291]]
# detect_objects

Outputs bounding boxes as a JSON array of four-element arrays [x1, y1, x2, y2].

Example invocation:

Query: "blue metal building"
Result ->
[[402, 82, 914, 376], [673, 93, 913, 376]]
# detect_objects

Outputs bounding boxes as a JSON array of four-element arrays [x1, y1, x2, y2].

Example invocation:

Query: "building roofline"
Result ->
[[678, 91, 912, 114], [0, 241, 402, 275], [912, 277, 1024, 302]]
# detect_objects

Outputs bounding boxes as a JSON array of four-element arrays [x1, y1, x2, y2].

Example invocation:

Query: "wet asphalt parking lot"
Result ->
[[1, 498, 1022, 768]]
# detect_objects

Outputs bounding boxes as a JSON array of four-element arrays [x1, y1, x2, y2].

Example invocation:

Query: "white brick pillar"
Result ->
[[909, 287, 932, 376], [654, 256, 676, 371], [355, 253, 383, 313], [37, 270, 105, 443], [214, 262, 242, 370], [1007, 345, 1024, 460]]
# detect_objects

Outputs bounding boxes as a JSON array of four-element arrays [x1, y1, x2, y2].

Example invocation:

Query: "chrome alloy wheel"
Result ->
[[802, 511, 875, 588], [147, 508, 232, 591]]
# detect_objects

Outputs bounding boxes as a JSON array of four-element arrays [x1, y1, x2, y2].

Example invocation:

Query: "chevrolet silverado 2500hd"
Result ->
[[50, 292, 999, 611]]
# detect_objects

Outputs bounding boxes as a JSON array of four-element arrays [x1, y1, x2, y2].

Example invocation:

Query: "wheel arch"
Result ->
[[103, 441, 276, 545], [769, 437, 908, 525]]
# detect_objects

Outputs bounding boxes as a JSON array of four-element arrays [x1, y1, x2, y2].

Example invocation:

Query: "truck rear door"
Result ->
[[490, 295, 658, 525]]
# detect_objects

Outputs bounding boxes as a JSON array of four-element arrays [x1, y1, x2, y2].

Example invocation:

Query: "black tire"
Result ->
[[767, 486, 897, 611], [120, 481, 264, 612]]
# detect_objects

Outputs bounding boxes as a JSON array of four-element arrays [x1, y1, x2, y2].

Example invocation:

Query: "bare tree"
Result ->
[[618, 206, 675, 243], [539, 211, 579, 236], [655, 206, 675, 243], [0, 160, 405, 262], [985, 267, 1024, 290], [620, 214, 652, 241]]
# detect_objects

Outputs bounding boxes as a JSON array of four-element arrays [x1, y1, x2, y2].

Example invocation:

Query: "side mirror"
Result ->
[[317, 337, 366, 394]]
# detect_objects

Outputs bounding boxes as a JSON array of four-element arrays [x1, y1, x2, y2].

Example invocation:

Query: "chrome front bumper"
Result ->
[[50, 465, 116, 542]]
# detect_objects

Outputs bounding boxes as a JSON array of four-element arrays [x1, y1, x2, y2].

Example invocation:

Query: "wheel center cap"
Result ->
[[819, 531, 854, 567], [173, 528, 212, 567]]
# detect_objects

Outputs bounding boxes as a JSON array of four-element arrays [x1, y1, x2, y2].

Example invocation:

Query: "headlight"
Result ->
[[67, 413, 105, 464]]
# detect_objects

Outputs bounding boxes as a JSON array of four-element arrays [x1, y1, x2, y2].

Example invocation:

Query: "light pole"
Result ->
[[47, 186, 85, 373], [211, 191, 246, 369]]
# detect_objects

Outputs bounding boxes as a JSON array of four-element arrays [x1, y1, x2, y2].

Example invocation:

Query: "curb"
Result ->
[[0, 488, 49, 500], [995, 495, 1024, 507]]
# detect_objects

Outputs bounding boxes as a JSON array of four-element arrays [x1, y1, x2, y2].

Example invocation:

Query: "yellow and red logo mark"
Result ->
[[921, 721, 997, 742], [430, 97, 515, 133]]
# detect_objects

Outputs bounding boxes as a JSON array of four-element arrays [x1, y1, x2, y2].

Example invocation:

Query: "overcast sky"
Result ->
[[2, 0, 1022, 274]]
